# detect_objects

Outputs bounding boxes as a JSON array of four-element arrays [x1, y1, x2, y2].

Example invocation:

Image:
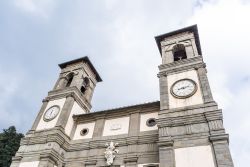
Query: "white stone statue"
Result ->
[[104, 141, 119, 166]]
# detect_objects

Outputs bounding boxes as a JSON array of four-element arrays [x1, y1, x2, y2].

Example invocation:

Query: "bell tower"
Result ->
[[156, 25, 234, 167], [28, 56, 102, 136]]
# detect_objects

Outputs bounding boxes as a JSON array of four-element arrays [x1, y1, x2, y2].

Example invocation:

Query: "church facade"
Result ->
[[11, 25, 234, 167]]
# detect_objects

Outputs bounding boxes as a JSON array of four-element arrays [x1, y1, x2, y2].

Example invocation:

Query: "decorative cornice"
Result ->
[[74, 101, 160, 123], [157, 109, 223, 128], [20, 129, 159, 152], [158, 57, 205, 75], [159, 101, 218, 115]]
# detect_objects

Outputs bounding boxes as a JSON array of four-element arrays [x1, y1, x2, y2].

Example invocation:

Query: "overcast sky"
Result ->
[[0, 0, 250, 166]]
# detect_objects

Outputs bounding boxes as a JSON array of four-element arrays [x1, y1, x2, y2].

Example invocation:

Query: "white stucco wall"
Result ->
[[175, 145, 215, 167], [65, 101, 86, 136], [140, 112, 158, 132], [19, 161, 39, 167], [36, 98, 66, 131], [73, 122, 95, 140], [167, 70, 203, 109], [103, 117, 130, 136]]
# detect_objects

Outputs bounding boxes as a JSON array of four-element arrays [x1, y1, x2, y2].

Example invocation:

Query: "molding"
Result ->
[[158, 57, 204, 72], [84, 160, 97, 166], [11, 156, 22, 162], [159, 101, 218, 114], [74, 101, 160, 123], [20, 129, 159, 152], [124, 156, 138, 163], [158, 109, 223, 127]]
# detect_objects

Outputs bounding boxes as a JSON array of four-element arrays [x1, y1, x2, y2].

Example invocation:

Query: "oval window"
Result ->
[[146, 118, 157, 127], [80, 128, 89, 136]]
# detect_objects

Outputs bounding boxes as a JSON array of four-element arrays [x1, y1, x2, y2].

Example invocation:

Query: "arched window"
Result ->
[[172, 44, 187, 61], [65, 73, 74, 87], [80, 77, 90, 94]]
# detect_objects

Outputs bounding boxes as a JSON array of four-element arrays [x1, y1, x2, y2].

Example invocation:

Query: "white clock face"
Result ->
[[43, 105, 60, 121], [171, 79, 197, 98]]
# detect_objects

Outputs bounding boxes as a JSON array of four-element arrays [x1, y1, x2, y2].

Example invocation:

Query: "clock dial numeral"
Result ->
[[171, 79, 197, 98]]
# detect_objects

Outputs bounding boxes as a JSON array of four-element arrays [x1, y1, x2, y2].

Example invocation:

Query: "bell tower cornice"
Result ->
[[58, 56, 102, 82], [155, 24, 202, 56]]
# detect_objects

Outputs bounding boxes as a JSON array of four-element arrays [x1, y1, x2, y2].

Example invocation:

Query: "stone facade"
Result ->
[[11, 25, 234, 167]]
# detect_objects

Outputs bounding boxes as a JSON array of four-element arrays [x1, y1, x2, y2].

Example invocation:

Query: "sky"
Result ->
[[0, 0, 249, 166]]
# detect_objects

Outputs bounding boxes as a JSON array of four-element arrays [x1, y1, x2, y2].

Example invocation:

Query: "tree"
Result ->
[[0, 126, 24, 167]]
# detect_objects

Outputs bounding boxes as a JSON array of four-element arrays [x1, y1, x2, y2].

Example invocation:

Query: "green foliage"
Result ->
[[0, 126, 24, 167]]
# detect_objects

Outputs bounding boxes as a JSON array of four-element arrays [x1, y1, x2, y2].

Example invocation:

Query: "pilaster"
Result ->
[[210, 135, 234, 167], [158, 73, 169, 110], [39, 153, 59, 167], [56, 95, 75, 129], [129, 112, 140, 136], [29, 99, 49, 133], [158, 138, 175, 167], [196, 66, 214, 103], [92, 118, 105, 138]]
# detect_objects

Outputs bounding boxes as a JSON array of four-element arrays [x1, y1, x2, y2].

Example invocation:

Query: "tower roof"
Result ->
[[155, 24, 202, 56], [58, 56, 102, 82]]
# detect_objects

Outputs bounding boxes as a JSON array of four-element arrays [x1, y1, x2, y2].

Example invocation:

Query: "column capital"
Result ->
[[157, 72, 167, 78], [158, 137, 174, 147], [210, 134, 229, 143]]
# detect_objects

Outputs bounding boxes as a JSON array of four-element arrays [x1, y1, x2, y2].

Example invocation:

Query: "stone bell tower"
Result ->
[[155, 25, 234, 167], [11, 57, 102, 167], [29, 56, 102, 134]]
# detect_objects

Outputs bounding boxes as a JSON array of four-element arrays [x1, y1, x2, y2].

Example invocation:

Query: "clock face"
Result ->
[[43, 105, 60, 121], [171, 79, 197, 98]]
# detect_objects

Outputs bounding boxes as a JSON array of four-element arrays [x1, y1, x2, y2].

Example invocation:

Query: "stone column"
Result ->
[[29, 99, 49, 133], [158, 138, 175, 167], [210, 135, 234, 167], [56, 95, 75, 129], [196, 66, 214, 103]]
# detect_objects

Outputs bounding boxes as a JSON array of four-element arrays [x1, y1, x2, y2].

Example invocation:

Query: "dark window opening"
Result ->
[[81, 77, 90, 94], [80, 86, 86, 94], [173, 44, 187, 61], [66, 73, 74, 87], [83, 77, 90, 87]]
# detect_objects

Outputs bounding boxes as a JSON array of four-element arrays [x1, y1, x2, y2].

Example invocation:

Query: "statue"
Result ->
[[104, 141, 119, 166]]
